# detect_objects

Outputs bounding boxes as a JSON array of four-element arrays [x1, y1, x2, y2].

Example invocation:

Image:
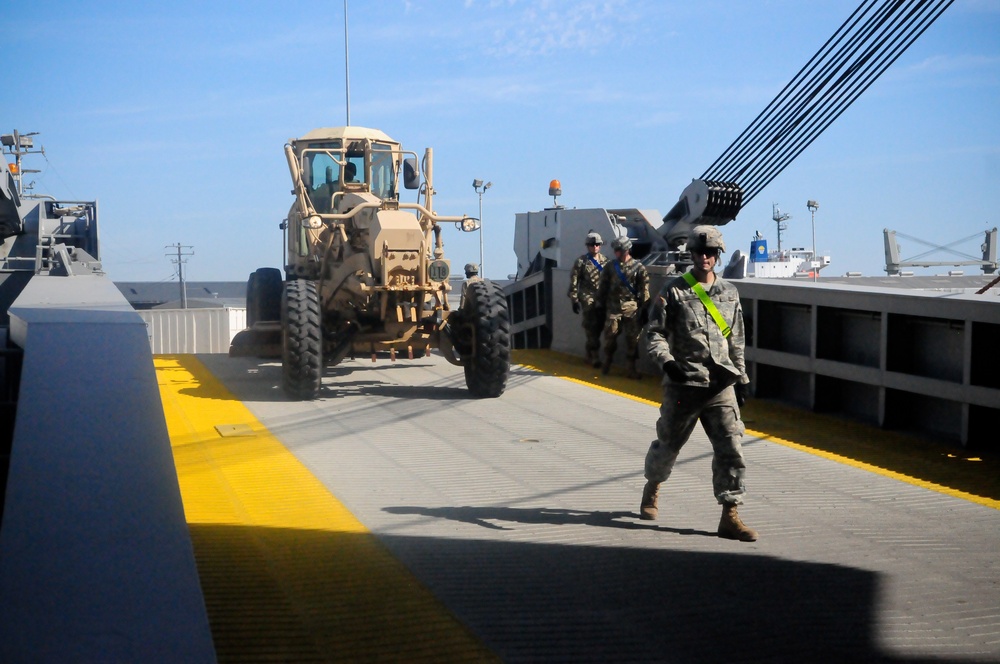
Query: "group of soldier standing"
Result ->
[[567, 226, 759, 542], [568, 231, 649, 379]]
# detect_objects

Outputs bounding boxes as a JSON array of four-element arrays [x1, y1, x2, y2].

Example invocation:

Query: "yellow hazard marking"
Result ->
[[513, 349, 1000, 511], [742, 432, 1000, 510], [155, 355, 498, 663]]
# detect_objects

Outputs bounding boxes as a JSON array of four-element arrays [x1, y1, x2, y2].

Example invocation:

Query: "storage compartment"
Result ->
[[756, 301, 811, 356], [756, 364, 811, 408], [968, 404, 1000, 452], [817, 307, 880, 368], [815, 375, 879, 424], [970, 322, 1000, 389], [886, 314, 963, 383], [884, 389, 963, 444]]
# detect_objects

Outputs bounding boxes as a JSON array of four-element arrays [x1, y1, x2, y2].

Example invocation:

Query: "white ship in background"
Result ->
[[747, 203, 831, 279], [748, 236, 831, 278]]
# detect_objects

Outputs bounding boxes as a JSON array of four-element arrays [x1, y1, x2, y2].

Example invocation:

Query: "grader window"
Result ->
[[343, 156, 365, 185], [370, 143, 396, 199], [302, 143, 372, 213], [304, 143, 342, 191]]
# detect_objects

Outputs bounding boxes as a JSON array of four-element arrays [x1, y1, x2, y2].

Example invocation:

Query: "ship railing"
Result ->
[[503, 267, 552, 349]]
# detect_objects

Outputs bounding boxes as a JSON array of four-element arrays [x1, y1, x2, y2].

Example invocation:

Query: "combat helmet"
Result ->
[[585, 232, 603, 246], [611, 235, 632, 253], [464, 262, 479, 277], [687, 225, 726, 253]]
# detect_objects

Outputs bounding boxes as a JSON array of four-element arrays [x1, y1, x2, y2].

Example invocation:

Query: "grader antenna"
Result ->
[[344, 0, 351, 126]]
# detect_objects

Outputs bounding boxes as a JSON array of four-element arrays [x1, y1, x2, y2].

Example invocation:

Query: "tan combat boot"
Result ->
[[718, 503, 758, 541], [639, 481, 660, 520]]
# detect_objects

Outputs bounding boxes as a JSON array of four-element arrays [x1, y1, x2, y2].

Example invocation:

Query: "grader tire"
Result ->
[[247, 267, 282, 326], [463, 279, 511, 398], [245, 271, 260, 325], [253, 267, 283, 323], [281, 279, 323, 400]]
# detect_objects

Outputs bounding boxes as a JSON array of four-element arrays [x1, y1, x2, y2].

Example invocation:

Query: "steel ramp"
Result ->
[[162, 350, 1000, 662]]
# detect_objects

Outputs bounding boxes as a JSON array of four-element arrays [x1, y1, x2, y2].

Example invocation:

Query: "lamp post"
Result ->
[[807, 200, 819, 281], [473, 179, 492, 276]]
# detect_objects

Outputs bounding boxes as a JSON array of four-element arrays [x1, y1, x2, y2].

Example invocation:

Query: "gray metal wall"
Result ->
[[735, 279, 999, 449], [0, 274, 216, 662]]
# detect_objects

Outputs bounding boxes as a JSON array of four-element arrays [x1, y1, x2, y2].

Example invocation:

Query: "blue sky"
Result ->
[[5, 0, 999, 281]]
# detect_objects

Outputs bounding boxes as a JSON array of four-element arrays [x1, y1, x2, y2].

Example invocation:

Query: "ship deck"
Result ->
[[158, 349, 1000, 662]]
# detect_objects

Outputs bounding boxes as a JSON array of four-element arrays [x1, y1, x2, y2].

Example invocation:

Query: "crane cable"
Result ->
[[700, 0, 955, 207]]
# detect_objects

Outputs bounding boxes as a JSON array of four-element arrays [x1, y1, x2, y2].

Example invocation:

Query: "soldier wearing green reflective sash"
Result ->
[[638, 226, 758, 542]]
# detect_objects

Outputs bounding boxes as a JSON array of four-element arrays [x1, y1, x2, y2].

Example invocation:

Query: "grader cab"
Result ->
[[230, 126, 510, 400]]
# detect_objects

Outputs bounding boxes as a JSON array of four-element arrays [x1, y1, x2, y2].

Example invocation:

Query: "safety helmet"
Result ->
[[611, 235, 632, 253], [585, 232, 603, 246], [687, 225, 726, 253], [464, 262, 479, 276]]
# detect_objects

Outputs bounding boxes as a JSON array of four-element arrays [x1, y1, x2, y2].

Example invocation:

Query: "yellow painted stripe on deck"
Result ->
[[155, 355, 498, 663], [741, 432, 1000, 510], [514, 349, 1000, 511]]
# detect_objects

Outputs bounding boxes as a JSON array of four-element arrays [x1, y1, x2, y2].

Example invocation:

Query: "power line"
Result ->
[[165, 243, 194, 309]]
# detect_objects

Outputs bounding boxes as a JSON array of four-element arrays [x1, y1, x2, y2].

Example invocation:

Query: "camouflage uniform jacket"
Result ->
[[568, 253, 609, 308], [597, 257, 649, 315], [644, 272, 749, 388]]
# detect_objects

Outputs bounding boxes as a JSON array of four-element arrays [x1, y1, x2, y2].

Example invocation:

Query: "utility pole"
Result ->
[[166, 244, 194, 309]]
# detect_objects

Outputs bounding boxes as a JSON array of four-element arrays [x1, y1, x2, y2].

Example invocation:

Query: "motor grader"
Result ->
[[230, 126, 510, 400]]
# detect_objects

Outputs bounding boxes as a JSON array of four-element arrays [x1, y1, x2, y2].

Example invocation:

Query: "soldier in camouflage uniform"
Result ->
[[639, 226, 758, 541], [596, 235, 649, 379], [568, 233, 609, 366]]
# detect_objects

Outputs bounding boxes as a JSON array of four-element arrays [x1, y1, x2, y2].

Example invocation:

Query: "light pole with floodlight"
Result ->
[[473, 179, 492, 276], [807, 199, 819, 281]]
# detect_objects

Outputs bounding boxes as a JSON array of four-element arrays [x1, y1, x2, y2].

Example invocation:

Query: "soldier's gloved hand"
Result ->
[[572, 302, 581, 315], [663, 361, 687, 383], [735, 382, 751, 407]]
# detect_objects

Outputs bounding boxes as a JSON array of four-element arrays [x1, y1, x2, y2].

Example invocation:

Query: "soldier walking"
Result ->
[[568, 233, 609, 367], [639, 226, 757, 541], [596, 235, 649, 379]]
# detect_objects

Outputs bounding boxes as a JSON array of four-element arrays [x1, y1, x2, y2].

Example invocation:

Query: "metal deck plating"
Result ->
[[160, 350, 1000, 662]]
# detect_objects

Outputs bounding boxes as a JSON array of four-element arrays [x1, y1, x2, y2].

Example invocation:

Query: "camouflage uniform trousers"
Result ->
[[603, 310, 642, 361], [644, 382, 747, 505], [581, 304, 605, 357]]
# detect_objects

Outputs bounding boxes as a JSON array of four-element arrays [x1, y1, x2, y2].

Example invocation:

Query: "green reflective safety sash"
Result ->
[[682, 272, 732, 338]]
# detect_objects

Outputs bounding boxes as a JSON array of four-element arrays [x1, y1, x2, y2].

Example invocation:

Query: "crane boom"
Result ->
[[662, 0, 955, 243]]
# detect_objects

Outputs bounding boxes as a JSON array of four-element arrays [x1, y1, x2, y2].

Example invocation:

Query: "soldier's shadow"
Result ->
[[383, 505, 716, 536]]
